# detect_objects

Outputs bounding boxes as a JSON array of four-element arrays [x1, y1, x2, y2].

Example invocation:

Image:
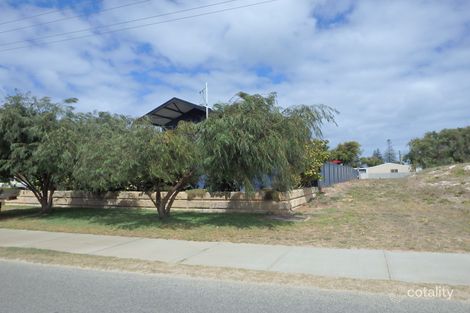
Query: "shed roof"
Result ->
[[368, 162, 410, 169], [144, 97, 209, 128]]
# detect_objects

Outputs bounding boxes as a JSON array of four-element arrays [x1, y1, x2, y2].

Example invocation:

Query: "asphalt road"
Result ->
[[0, 260, 469, 313]]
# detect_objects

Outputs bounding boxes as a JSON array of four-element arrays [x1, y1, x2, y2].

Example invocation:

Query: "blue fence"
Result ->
[[317, 163, 358, 188]]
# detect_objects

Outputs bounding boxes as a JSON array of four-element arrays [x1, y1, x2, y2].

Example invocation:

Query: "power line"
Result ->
[[0, 0, 279, 53], [0, 9, 62, 27], [0, 0, 100, 26], [0, 0, 242, 47], [0, 0, 151, 35]]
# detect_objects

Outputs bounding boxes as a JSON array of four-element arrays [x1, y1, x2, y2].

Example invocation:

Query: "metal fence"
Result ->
[[317, 163, 358, 188]]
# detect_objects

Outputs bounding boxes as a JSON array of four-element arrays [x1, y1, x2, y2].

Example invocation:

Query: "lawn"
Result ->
[[1, 163, 469, 253]]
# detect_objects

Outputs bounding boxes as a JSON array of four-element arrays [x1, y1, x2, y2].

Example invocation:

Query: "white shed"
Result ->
[[358, 163, 411, 179]]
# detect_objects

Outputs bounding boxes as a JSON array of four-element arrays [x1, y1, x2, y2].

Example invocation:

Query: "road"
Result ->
[[0, 260, 468, 313]]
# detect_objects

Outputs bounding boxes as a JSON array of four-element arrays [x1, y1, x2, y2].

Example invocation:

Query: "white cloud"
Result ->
[[0, 0, 469, 156]]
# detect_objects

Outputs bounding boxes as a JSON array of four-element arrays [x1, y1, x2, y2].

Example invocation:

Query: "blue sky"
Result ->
[[1, 0, 469, 156]]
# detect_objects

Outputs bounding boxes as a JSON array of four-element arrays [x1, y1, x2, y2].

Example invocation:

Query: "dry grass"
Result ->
[[292, 163, 470, 252], [1, 163, 469, 252], [1, 246, 469, 302], [296, 165, 470, 252]]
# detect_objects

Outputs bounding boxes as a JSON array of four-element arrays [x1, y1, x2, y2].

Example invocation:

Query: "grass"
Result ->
[[1, 163, 469, 252], [294, 163, 470, 252], [2, 246, 470, 301], [0, 207, 294, 242]]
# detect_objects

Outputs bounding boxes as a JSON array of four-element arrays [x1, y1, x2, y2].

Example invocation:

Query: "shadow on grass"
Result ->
[[0, 206, 290, 231], [0, 207, 42, 219]]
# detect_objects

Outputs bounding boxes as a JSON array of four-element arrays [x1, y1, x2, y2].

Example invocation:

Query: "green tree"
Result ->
[[0, 92, 78, 212], [130, 121, 201, 219], [330, 141, 361, 167], [372, 148, 384, 163], [359, 148, 384, 167], [72, 112, 135, 192], [300, 139, 330, 186], [360, 156, 383, 167], [200, 92, 336, 193], [407, 126, 470, 168], [74, 115, 201, 220]]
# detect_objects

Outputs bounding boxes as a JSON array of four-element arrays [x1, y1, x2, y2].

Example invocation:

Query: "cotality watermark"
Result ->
[[389, 286, 454, 303], [407, 286, 454, 300]]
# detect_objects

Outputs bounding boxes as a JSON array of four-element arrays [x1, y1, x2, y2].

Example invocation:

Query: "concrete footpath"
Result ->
[[1, 228, 469, 286]]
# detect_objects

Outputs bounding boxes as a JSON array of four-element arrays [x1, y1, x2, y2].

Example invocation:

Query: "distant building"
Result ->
[[357, 163, 411, 179]]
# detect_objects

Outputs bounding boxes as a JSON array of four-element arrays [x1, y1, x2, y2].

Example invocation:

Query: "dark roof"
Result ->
[[144, 97, 210, 128]]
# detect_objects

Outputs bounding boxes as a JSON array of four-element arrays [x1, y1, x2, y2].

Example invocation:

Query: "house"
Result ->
[[144, 97, 210, 129], [357, 163, 411, 179]]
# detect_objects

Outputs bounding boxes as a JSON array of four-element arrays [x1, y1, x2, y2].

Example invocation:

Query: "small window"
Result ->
[[391, 169, 398, 173]]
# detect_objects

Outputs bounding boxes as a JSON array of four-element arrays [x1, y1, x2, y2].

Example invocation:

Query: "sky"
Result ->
[[0, 0, 469, 156]]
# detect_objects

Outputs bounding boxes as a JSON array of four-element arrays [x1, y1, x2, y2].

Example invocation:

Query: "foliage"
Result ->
[[0, 92, 78, 212], [360, 156, 383, 167], [383, 139, 397, 163], [130, 120, 202, 219], [356, 148, 388, 167], [407, 126, 470, 168], [330, 141, 361, 167], [300, 139, 330, 186], [72, 112, 135, 192], [372, 148, 384, 162], [360, 148, 384, 167], [1, 91, 337, 219], [200, 92, 337, 193], [74, 114, 201, 219]]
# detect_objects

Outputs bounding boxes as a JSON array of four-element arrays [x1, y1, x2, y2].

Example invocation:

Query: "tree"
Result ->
[[359, 156, 381, 167], [130, 121, 201, 219], [359, 148, 384, 167], [74, 115, 201, 220], [372, 148, 384, 163], [407, 126, 470, 168], [200, 92, 337, 193], [383, 139, 397, 163], [72, 112, 135, 193], [0, 92, 78, 212], [300, 139, 330, 186], [0, 90, 336, 218], [330, 141, 361, 167]]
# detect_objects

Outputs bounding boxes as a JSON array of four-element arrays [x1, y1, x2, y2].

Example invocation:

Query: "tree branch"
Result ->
[[144, 191, 157, 207], [165, 190, 179, 216], [14, 173, 42, 202], [161, 170, 194, 206]]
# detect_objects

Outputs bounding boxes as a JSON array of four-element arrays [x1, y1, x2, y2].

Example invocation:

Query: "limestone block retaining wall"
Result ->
[[6, 188, 317, 213]]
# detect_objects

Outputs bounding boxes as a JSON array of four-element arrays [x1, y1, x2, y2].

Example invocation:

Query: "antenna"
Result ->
[[205, 82, 209, 119], [199, 83, 209, 119]]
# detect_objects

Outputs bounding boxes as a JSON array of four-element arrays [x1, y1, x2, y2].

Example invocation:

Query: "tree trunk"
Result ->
[[145, 187, 167, 220], [154, 189, 180, 220], [14, 173, 54, 213], [156, 194, 166, 219], [151, 171, 194, 220], [39, 189, 54, 213]]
